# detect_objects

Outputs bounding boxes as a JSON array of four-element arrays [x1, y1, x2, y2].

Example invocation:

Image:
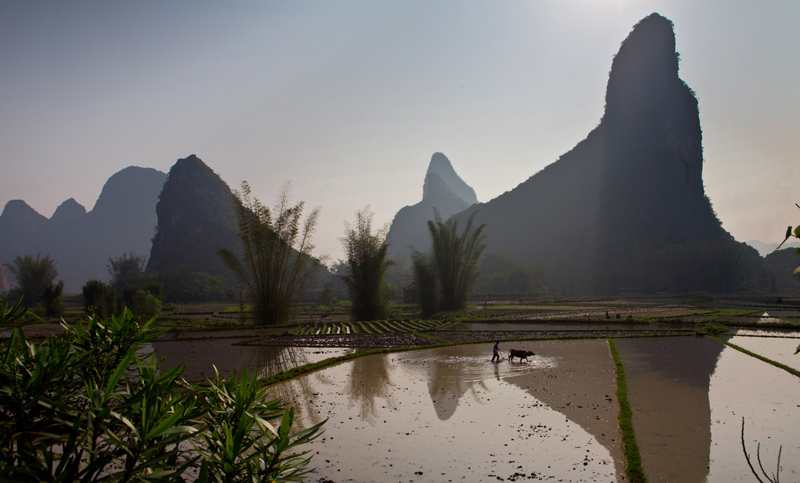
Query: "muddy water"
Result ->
[[613, 337, 721, 483], [149, 333, 800, 482], [270, 341, 621, 483], [150, 338, 351, 381]]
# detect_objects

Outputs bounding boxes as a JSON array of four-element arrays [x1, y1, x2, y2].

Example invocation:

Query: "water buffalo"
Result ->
[[508, 349, 535, 363]]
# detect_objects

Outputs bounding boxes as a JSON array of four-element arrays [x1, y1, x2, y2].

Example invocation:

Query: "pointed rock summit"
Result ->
[[386, 153, 478, 259], [147, 155, 239, 280], [423, 152, 478, 205], [452, 13, 756, 294], [50, 198, 86, 227], [0, 200, 48, 227]]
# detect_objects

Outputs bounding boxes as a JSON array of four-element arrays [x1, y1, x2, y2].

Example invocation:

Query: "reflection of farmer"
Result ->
[[491, 341, 500, 363]]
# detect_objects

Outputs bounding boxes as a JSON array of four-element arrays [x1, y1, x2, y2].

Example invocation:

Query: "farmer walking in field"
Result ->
[[491, 341, 500, 363]]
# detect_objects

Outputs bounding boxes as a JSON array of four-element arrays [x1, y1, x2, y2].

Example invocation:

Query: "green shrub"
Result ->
[[131, 289, 162, 319], [0, 302, 324, 482], [696, 322, 729, 336], [41, 280, 65, 317]]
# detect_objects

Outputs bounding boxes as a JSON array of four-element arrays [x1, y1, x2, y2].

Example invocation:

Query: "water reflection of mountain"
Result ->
[[425, 346, 489, 420], [347, 351, 394, 424], [613, 336, 726, 483]]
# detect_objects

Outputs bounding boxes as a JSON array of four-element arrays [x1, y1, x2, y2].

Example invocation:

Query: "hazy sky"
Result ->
[[2, 0, 798, 262]]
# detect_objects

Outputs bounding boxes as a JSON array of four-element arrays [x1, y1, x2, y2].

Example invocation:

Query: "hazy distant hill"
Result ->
[[147, 154, 239, 280], [0, 200, 49, 262], [454, 13, 761, 294], [386, 152, 478, 260], [763, 247, 800, 290], [0, 167, 166, 292], [745, 239, 800, 257]]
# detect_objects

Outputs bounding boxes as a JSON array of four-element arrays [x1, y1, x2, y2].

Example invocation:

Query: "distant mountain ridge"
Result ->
[[746, 239, 800, 258], [386, 152, 478, 260], [0, 167, 166, 292]]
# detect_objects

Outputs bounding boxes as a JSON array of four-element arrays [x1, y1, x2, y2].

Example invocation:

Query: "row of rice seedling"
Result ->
[[295, 318, 455, 335]]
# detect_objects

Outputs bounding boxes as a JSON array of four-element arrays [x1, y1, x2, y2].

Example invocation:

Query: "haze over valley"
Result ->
[[1, 2, 798, 294]]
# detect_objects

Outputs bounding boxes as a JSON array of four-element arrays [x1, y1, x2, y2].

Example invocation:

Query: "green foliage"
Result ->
[[411, 251, 440, 318], [0, 297, 31, 326], [474, 250, 544, 295], [627, 241, 747, 294], [161, 268, 233, 303], [695, 322, 729, 336], [219, 181, 321, 326], [328, 259, 349, 276], [318, 282, 337, 307], [0, 307, 323, 482], [130, 289, 163, 319], [341, 206, 393, 321], [121, 280, 163, 319], [195, 369, 325, 482], [607, 339, 648, 483], [5, 253, 59, 307], [778, 204, 800, 277], [107, 252, 148, 292], [412, 210, 487, 316], [41, 280, 65, 317], [294, 318, 455, 335], [81, 279, 120, 317]]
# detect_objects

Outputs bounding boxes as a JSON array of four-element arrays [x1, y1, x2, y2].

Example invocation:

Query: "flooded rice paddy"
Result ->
[[707, 335, 800, 482], [458, 321, 648, 332], [153, 332, 800, 482], [272, 342, 620, 482]]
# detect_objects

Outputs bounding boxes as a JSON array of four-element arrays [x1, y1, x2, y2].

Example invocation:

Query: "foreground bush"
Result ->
[[0, 301, 324, 482]]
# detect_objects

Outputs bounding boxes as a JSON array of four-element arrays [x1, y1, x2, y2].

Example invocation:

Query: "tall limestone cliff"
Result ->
[[0, 167, 166, 292], [454, 13, 757, 294], [386, 152, 478, 260], [147, 155, 239, 281]]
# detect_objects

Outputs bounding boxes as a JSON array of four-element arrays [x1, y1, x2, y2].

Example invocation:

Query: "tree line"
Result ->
[[4, 181, 786, 323]]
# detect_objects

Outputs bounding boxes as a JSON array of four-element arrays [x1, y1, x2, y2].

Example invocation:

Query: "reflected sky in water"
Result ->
[[708, 335, 800, 482], [727, 332, 800, 371]]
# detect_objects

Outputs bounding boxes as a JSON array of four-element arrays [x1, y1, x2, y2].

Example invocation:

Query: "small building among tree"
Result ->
[[403, 281, 419, 305]]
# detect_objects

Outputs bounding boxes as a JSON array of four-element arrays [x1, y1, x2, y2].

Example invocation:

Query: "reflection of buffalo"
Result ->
[[508, 349, 535, 363]]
